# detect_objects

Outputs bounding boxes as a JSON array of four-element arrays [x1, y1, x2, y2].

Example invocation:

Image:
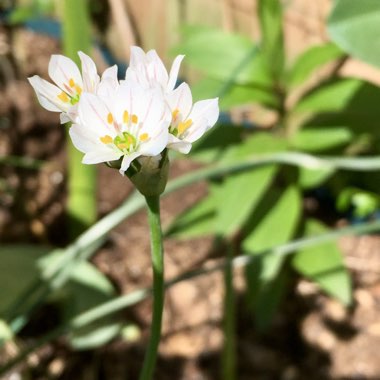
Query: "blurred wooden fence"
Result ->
[[107, 0, 332, 64]]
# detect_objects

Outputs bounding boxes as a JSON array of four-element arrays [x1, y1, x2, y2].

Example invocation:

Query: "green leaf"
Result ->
[[290, 127, 353, 152], [243, 185, 301, 330], [298, 166, 334, 189], [243, 185, 301, 254], [328, 0, 380, 68], [175, 26, 273, 86], [337, 188, 379, 218], [191, 78, 278, 110], [251, 264, 289, 332], [294, 78, 380, 145], [213, 133, 287, 236], [190, 123, 244, 164], [38, 251, 120, 350], [0, 245, 50, 315], [288, 43, 344, 87], [258, 0, 285, 80], [164, 194, 217, 239], [69, 322, 121, 350], [292, 219, 352, 305], [294, 78, 363, 114]]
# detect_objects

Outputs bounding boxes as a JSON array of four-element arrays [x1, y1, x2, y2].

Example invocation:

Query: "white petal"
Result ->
[[183, 117, 210, 143], [66, 104, 79, 123], [188, 98, 219, 127], [119, 151, 141, 174], [82, 150, 121, 164], [185, 98, 219, 143], [48, 55, 83, 94], [78, 93, 115, 136], [60, 113, 71, 124], [78, 51, 100, 92], [167, 82, 193, 118], [114, 81, 167, 128], [146, 50, 169, 87], [69, 123, 104, 153], [129, 46, 146, 68], [167, 134, 192, 154], [28, 75, 69, 112], [98, 66, 119, 104], [139, 120, 169, 156], [167, 55, 185, 91], [101, 65, 118, 83]]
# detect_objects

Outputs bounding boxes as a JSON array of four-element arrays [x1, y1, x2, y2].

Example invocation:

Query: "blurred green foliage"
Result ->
[[168, 0, 380, 330]]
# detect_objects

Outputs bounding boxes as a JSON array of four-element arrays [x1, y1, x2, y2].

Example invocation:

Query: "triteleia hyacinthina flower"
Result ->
[[28, 51, 118, 123], [125, 46, 184, 93], [167, 82, 219, 153], [69, 81, 171, 175]]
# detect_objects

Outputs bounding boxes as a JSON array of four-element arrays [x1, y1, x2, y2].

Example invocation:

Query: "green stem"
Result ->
[[139, 196, 165, 380]]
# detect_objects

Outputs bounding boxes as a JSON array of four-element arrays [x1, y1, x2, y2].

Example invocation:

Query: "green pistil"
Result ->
[[115, 132, 137, 152], [70, 94, 80, 105]]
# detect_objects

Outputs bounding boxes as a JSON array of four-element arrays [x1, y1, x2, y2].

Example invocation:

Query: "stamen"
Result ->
[[100, 135, 113, 144], [117, 143, 129, 150], [131, 114, 138, 124], [178, 119, 193, 135], [140, 133, 149, 141], [69, 78, 75, 88], [75, 85, 82, 95], [123, 110, 129, 124], [107, 113, 114, 124], [58, 91, 69, 103], [172, 109, 180, 121]]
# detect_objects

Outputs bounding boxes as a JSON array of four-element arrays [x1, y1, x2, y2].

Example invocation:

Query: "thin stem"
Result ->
[[139, 196, 165, 380]]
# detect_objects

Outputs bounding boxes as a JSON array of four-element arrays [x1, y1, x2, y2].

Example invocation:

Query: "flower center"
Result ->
[[170, 109, 193, 138], [57, 77, 83, 105]]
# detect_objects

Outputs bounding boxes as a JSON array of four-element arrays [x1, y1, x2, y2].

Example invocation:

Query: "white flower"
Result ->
[[28, 52, 118, 123], [125, 46, 184, 93], [69, 81, 171, 175], [167, 83, 219, 153], [125, 47, 219, 153]]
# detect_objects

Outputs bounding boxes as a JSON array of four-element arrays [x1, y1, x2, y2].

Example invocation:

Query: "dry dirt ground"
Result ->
[[2, 22, 380, 380]]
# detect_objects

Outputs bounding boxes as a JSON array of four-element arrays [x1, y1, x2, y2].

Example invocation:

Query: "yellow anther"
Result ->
[[123, 110, 129, 124], [117, 143, 129, 150], [69, 78, 75, 88], [178, 119, 193, 135], [140, 133, 149, 141], [107, 113, 114, 124], [172, 109, 180, 121], [75, 85, 82, 95], [100, 135, 113, 144], [57, 91, 70, 103], [131, 114, 138, 124]]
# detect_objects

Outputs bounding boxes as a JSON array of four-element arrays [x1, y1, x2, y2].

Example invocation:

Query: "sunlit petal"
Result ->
[[78, 51, 100, 92], [48, 55, 83, 94], [167, 55, 185, 91]]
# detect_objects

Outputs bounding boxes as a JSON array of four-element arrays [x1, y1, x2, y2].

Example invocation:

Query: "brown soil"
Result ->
[[2, 27, 380, 380]]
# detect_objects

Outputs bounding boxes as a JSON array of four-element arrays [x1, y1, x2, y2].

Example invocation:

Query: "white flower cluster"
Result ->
[[29, 47, 219, 174]]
